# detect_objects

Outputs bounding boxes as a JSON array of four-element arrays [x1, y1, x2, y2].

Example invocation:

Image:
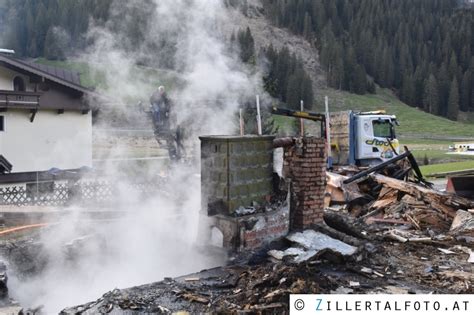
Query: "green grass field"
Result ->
[[420, 160, 474, 177]]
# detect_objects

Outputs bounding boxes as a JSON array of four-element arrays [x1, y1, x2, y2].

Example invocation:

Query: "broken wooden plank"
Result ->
[[326, 171, 366, 204], [366, 217, 410, 225], [184, 277, 200, 282], [370, 174, 474, 215], [384, 231, 408, 243], [406, 214, 421, 230], [180, 292, 210, 304], [371, 195, 397, 210]]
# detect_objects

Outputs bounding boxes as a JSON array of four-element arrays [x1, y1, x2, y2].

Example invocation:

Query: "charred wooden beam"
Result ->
[[343, 150, 411, 184], [273, 137, 294, 148]]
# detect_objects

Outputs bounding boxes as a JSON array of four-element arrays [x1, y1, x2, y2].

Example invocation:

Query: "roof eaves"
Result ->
[[0, 54, 92, 94]]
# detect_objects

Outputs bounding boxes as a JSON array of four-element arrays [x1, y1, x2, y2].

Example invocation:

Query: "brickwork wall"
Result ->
[[212, 202, 289, 251], [241, 206, 289, 249], [284, 137, 327, 230]]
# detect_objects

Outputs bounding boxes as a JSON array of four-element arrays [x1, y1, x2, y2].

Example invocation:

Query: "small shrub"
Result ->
[[423, 154, 429, 165]]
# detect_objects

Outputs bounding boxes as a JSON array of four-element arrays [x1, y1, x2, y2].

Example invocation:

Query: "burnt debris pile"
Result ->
[[326, 149, 474, 243]]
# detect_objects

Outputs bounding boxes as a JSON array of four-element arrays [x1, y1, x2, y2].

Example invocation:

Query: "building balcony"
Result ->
[[0, 90, 42, 110]]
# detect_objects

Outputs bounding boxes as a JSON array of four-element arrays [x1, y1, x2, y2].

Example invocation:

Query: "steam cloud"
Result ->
[[6, 0, 265, 312]]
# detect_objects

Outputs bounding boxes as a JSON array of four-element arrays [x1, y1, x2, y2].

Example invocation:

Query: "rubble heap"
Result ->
[[327, 170, 474, 241]]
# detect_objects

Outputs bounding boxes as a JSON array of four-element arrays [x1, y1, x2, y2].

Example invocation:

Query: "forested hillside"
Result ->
[[232, 27, 314, 109], [261, 0, 474, 120], [1, 0, 473, 122], [0, 0, 112, 59]]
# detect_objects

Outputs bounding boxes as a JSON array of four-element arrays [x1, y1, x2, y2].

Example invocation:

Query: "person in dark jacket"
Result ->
[[149, 85, 171, 132], [149, 86, 184, 160]]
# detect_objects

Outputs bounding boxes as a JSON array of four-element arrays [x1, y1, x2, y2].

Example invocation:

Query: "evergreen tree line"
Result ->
[[232, 27, 314, 111], [263, 44, 314, 110], [1, 0, 172, 68], [261, 0, 474, 120], [1, 0, 113, 59]]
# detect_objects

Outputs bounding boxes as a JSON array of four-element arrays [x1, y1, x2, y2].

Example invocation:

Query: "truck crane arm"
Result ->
[[271, 107, 326, 122]]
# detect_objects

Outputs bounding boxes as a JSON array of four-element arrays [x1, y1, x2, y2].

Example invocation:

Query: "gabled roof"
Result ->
[[24, 61, 82, 86], [0, 53, 91, 94]]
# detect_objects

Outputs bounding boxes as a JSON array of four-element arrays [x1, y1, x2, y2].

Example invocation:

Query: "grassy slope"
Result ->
[[37, 58, 473, 139], [313, 88, 474, 139], [311, 88, 474, 169], [35, 59, 474, 168], [35, 58, 179, 96], [36, 58, 103, 89]]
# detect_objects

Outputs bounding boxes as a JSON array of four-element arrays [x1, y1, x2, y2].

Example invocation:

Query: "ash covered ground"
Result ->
[[58, 226, 472, 314]]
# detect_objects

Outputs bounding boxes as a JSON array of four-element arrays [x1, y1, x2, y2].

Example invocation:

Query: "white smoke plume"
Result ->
[[87, 0, 262, 136], [7, 0, 265, 312]]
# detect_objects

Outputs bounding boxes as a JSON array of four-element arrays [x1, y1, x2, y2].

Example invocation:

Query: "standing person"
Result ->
[[149, 85, 171, 132], [149, 85, 184, 160]]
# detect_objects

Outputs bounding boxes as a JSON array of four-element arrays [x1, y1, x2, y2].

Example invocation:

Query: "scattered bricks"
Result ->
[[285, 137, 327, 230]]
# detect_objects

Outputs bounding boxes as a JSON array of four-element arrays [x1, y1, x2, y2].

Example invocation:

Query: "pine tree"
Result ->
[[44, 27, 59, 60], [413, 66, 426, 107], [460, 71, 471, 112], [237, 27, 255, 63], [303, 12, 313, 40], [276, 47, 291, 100], [343, 44, 357, 91], [301, 73, 314, 108], [447, 78, 459, 120], [437, 63, 450, 116], [352, 64, 367, 95], [230, 32, 236, 53], [286, 72, 302, 110], [401, 74, 415, 106], [424, 74, 439, 114]]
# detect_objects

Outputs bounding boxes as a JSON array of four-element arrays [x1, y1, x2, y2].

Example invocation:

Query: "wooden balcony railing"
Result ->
[[0, 90, 41, 110]]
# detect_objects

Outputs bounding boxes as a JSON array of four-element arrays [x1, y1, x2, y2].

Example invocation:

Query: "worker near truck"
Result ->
[[150, 85, 171, 132], [148, 85, 185, 161]]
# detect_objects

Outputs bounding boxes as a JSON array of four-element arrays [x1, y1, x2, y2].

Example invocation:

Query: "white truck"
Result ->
[[329, 110, 399, 166], [272, 107, 400, 166]]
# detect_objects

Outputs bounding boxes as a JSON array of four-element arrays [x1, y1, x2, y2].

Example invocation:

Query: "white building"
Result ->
[[0, 53, 93, 175]]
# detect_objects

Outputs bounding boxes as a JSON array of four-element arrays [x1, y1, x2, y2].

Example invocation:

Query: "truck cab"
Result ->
[[330, 110, 399, 166], [354, 112, 399, 166]]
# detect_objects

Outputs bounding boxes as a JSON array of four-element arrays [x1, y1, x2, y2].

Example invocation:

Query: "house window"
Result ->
[[0, 116, 4, 131], [13, 76, 25, 91]]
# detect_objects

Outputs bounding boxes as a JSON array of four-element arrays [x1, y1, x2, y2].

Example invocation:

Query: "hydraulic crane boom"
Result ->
[[271, 107, 327, 138], [271, 107, 326, 122]]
